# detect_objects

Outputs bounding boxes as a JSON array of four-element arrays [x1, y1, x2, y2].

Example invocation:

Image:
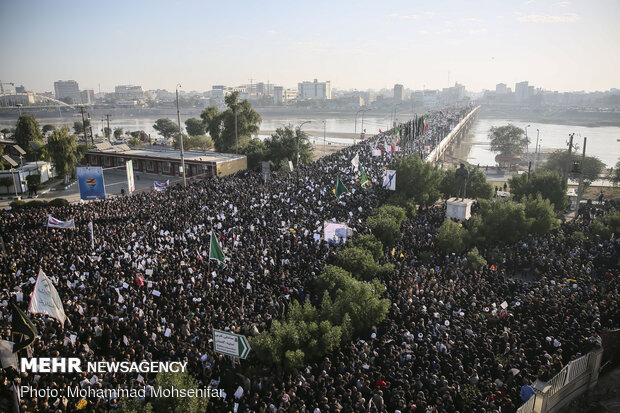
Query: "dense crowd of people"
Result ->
[[0, 103, 617, 413]]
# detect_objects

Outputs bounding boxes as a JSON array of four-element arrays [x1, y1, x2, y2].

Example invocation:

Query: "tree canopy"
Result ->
[[542, 149, 605, 186], [14, 113, 44, 161], [153, 118, 178, 139], [489, 124, 528, 157], [184, 117, 205, 137], [200, 91, 261, 153], [509, 170, 568, 211], [439, 165, 493, 200], [265, 126, 313, 166], [390, 155, 443, 208], [45, 126, 86, 183]]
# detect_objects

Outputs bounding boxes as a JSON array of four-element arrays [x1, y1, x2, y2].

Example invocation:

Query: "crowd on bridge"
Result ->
[[0, 102, 618, 413]]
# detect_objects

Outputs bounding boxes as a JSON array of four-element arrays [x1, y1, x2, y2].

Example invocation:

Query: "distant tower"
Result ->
[[394, 84, 404, 102]]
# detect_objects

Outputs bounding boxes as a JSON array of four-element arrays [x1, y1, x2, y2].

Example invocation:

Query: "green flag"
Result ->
[[394, 127, 401, 136], [360, 165, 369, 186], [11, 302, 38, 353], [335, 177, 348, 197], [209, 231, 226, 267]]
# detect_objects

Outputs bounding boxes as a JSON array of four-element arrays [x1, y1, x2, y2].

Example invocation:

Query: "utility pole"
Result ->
[[564, 133, 575, 186], [248, 78, 254, 98], [87, 113, 94, 146], [79, 106, 87, 145], [575, 137, 587, 212], [176, 84, 187, 187], [105, 114, 112, 141], [234, 107, 238, 154], [323, 120, 326, 157], [533, 129, 541, 172]]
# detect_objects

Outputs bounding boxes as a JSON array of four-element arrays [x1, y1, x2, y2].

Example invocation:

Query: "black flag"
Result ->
[[11, 303, 38, 353]]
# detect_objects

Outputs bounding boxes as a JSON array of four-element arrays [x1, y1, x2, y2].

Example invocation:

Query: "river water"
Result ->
[[2, 113, 619, 166], [467, 118, 620, 168]]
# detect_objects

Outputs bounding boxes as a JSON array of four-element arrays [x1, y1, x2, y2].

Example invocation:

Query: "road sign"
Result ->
[[213, 329, 251, 359]]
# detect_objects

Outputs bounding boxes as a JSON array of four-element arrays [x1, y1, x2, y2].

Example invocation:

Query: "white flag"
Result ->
[[382, 170, 396, 191], [88, 221, 95, 250], [350, 154, 359, 170], [28, 269, 67, 326]]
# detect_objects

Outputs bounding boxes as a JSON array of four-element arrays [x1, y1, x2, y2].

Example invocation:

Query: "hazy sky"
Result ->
[[1, 0, 619, 93]]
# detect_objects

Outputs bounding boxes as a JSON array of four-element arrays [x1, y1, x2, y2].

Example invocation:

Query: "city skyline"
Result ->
[[1, 0, 619, 94]]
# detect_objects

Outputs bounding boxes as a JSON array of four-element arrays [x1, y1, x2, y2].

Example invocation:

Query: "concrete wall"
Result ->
[[216, 156, 247, 177]]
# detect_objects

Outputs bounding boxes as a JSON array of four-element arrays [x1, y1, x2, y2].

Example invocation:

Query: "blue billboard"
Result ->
[[77, 167, 106, 200]]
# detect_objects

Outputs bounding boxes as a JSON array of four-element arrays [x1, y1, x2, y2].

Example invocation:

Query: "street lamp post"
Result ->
[[176, 84, 187, 187], [323, 120, 326, 157], [533, 129, 541, 172], [234, 107, 238, 154], [297, 120, 311, 166], [525, 124, 530, 155]]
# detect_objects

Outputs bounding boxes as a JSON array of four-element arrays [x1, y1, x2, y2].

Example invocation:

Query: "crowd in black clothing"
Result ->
[[0, 103, 618, 413]]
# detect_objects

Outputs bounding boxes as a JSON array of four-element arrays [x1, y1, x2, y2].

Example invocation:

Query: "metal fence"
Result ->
[[515, 348, 603, 413]]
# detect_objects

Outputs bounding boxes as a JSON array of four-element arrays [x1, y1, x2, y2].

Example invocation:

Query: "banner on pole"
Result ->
[[77, 167, 106, 200], [28, 269, 67, 326], [382, 170, 396, 191], [47, 215, 75, 229], [126, 160, 135, 193]]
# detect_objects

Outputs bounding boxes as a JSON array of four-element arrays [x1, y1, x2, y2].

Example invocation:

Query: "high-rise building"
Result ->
[[298, 79, 331, 100], [394, 84, 404, 102], [496, 83, 508, 94], [81, 89, 95, 104], [274, 86, 284, 105], [54, 80, 81, 104], [515, 81, 529, 103], [115, 85, 144, 100]]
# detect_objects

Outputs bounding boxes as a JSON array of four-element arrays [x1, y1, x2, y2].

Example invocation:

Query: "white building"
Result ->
[[115, 85, 144, 101], [54, 80, 81, 104], [515, 81, 529, 104], [298, 79, 331, 100], [394, 84, 404, 102]]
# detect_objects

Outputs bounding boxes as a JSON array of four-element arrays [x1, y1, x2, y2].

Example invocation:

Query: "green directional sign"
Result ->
[[212, 329, 251, 359]]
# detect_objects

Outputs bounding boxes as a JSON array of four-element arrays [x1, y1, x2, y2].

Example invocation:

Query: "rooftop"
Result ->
[[87, 142, 245, 164]]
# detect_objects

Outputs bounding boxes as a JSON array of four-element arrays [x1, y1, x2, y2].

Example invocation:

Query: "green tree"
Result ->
[[128, 137, 144, 147], [542, 150, 605, 187], [611, 160, 620, 186], [264, 126, 313, 166], [184, 117, 205, 137], [241, 138, 268, 169], [440, 166, 493, 200], [46, 126, 86, 184], [316, 265, 390, 335], [25, 174, 40, 194], [466, 248, 487, 271], [367, 212, 402, 248], [509, 171, 568, 211], [523, 195, 560, 235], [0, 177, 13, 193], [390, 155, 444, 209], [337, 247, 391, 281], [437, 218, 468, 253], [353, 234, 384, 261], [186, 135, 214, 151], [113, 127, 124, 139], [200, 91, 262, 153], [14, 113, 44, 161], [470, 199, 531, 244], [153, 118, 178, 139], [118, 371, 206, 413], [42, 124, 56, 134], [488, 124, 528, 157], [73, 119, 90, 136]]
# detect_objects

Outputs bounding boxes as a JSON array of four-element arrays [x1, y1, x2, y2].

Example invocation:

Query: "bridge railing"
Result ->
[[425, 105, 480, 163], [517, 347, 603, 413]]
